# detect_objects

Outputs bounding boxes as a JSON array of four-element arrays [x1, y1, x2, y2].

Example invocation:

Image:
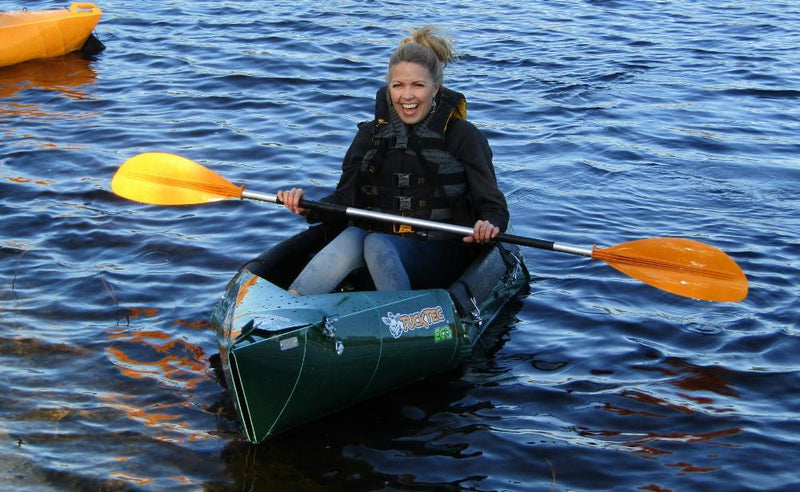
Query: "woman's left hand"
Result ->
[[463, 220, 499, 244]]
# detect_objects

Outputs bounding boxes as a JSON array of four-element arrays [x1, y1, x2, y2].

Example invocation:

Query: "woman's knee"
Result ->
[[363, 233, 399, 264], [363, 233, 410, 291], [334, 226, 368, 250], [289, 227, 367, 295]]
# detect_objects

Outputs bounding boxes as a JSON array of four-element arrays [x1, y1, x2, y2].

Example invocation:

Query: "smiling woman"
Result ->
[[277, 25, 509, 296], [386, 26, 457, 125], [389, 61, 439, 125]]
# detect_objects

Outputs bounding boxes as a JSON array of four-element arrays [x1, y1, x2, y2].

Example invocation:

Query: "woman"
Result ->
[[278, 26, 509, 295]]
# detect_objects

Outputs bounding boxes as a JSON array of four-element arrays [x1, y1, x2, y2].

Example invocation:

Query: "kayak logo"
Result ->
[[382, 306, 446, 339]]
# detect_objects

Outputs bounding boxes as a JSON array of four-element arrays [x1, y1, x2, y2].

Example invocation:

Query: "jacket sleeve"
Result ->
[[446, 119, 510, 232], [303, 122, 373, 224]]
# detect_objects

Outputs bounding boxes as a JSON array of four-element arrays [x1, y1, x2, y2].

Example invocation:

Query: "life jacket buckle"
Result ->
[[395, 196, 413, 211], [394, 173, 411, 188]]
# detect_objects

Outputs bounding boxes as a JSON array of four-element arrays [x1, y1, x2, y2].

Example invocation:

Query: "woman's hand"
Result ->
[[463, 219, 499, 244], [277, 188, 307, 215]]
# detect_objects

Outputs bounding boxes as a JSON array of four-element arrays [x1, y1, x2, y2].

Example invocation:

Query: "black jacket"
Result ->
[[308, 108, 509, 233]]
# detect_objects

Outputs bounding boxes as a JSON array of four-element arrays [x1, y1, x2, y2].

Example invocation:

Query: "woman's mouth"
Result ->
[[401, 103, 419, 115]]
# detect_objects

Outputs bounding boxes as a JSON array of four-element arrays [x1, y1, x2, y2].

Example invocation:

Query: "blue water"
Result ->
[[2, 0, 799, 489]]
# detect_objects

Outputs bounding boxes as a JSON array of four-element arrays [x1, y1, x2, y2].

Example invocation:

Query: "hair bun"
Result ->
[[387, 25, 457, 86], [400, 26, 457, 65]]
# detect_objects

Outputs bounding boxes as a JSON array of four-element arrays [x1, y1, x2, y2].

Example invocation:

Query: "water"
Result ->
[[1, 0, 799, 489]]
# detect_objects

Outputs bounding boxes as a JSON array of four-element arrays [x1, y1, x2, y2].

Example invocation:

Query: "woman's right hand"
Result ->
[[277, 188, 307, 215]]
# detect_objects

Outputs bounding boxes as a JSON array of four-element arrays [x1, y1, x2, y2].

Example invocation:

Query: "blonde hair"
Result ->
[[386, 26, 457, 86]]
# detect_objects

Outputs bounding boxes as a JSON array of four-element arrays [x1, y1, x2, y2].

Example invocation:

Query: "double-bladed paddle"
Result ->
[[111, 152, 748, 302]]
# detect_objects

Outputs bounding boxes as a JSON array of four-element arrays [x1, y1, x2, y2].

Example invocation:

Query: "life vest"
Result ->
[[357, 86, 470, 237]]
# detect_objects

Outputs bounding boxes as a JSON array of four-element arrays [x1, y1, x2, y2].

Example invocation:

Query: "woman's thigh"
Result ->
[[290, 226, 367, 295], [364, 233, 468, 290]]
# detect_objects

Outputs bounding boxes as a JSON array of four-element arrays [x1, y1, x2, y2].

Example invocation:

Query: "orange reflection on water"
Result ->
[[0, 54, 97, 101], [98, 380, 213, 445], [97, 390, 180, 430], [603, 401, 665, 418], [109, 461, 198, 488], [580, 425, 740, 463], [623, 389, 695, 415], [583, 357, 744, 476], [174, 318, 212, 331], [666, 461, 717, 473], [106, 341, 205, 389], [2, 175, 54, 186], [639, 358, 741, 399], [104, 309, 217, 445], [0, 54, 99, 137], [126, 307, 160, 319], [109, 471, 154, 487], [637, 427, 736, 463], [639, 484, 672, 492], [608, 358, 741, 420]]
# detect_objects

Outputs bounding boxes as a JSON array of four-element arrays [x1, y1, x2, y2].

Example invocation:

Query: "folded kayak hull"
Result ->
[[0, 3, 102, 68], [210, 224, 529, 443]]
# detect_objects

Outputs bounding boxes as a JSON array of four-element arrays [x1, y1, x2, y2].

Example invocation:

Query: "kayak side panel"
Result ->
[[228, 328, 311, 442], [449, 243, 529, 344], [224, 287, 469, 442], [0, 4, 102, 67], [349, 288, 469, 401]]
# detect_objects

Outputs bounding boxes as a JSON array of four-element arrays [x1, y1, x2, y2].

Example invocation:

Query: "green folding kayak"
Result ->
[[210, 224, 529, 443]]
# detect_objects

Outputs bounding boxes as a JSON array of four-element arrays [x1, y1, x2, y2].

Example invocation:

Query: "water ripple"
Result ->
[[1, 0, 799, 490]]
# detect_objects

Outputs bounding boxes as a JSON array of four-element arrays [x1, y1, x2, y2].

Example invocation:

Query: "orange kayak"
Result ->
[[0, 3, 103, 68]]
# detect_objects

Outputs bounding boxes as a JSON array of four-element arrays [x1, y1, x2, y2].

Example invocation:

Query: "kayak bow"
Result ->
[[0, 3, 103, 68]]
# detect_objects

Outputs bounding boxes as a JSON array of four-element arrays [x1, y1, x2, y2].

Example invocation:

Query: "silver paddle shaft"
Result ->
[[242, 190, 594, 257]]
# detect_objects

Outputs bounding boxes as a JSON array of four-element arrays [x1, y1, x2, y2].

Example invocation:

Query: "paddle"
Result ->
[[111, 152, 748, 302]]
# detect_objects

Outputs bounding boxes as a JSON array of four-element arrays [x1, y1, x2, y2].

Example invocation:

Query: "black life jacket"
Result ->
[[357, 86, 470, 237]]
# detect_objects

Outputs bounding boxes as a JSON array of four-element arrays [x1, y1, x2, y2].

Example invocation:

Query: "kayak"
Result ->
[[0, 2, 103, 68], [210, 223, 530, 443]]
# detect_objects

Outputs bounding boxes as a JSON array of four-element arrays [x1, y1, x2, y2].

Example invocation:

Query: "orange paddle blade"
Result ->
[[592, 238, 748, 302], [111, 152, 243, 205]]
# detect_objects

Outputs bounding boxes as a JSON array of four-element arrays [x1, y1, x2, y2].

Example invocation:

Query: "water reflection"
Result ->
[[0, 174, 54, 187], [576, 356, 744, 476], [104, 308, 216, 444], [0, 54, 97, 99], [106, 330, 207, 391], [0, 54, 98, 121], [635, 357, 741, 403]]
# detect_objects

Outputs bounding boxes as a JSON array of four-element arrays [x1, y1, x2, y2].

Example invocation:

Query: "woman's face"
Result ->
[[388, 61, 439, 125]]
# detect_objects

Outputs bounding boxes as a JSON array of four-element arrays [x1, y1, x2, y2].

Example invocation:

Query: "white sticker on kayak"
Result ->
[[279, 337, 299, 351], [382, 306, 446, 339]]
